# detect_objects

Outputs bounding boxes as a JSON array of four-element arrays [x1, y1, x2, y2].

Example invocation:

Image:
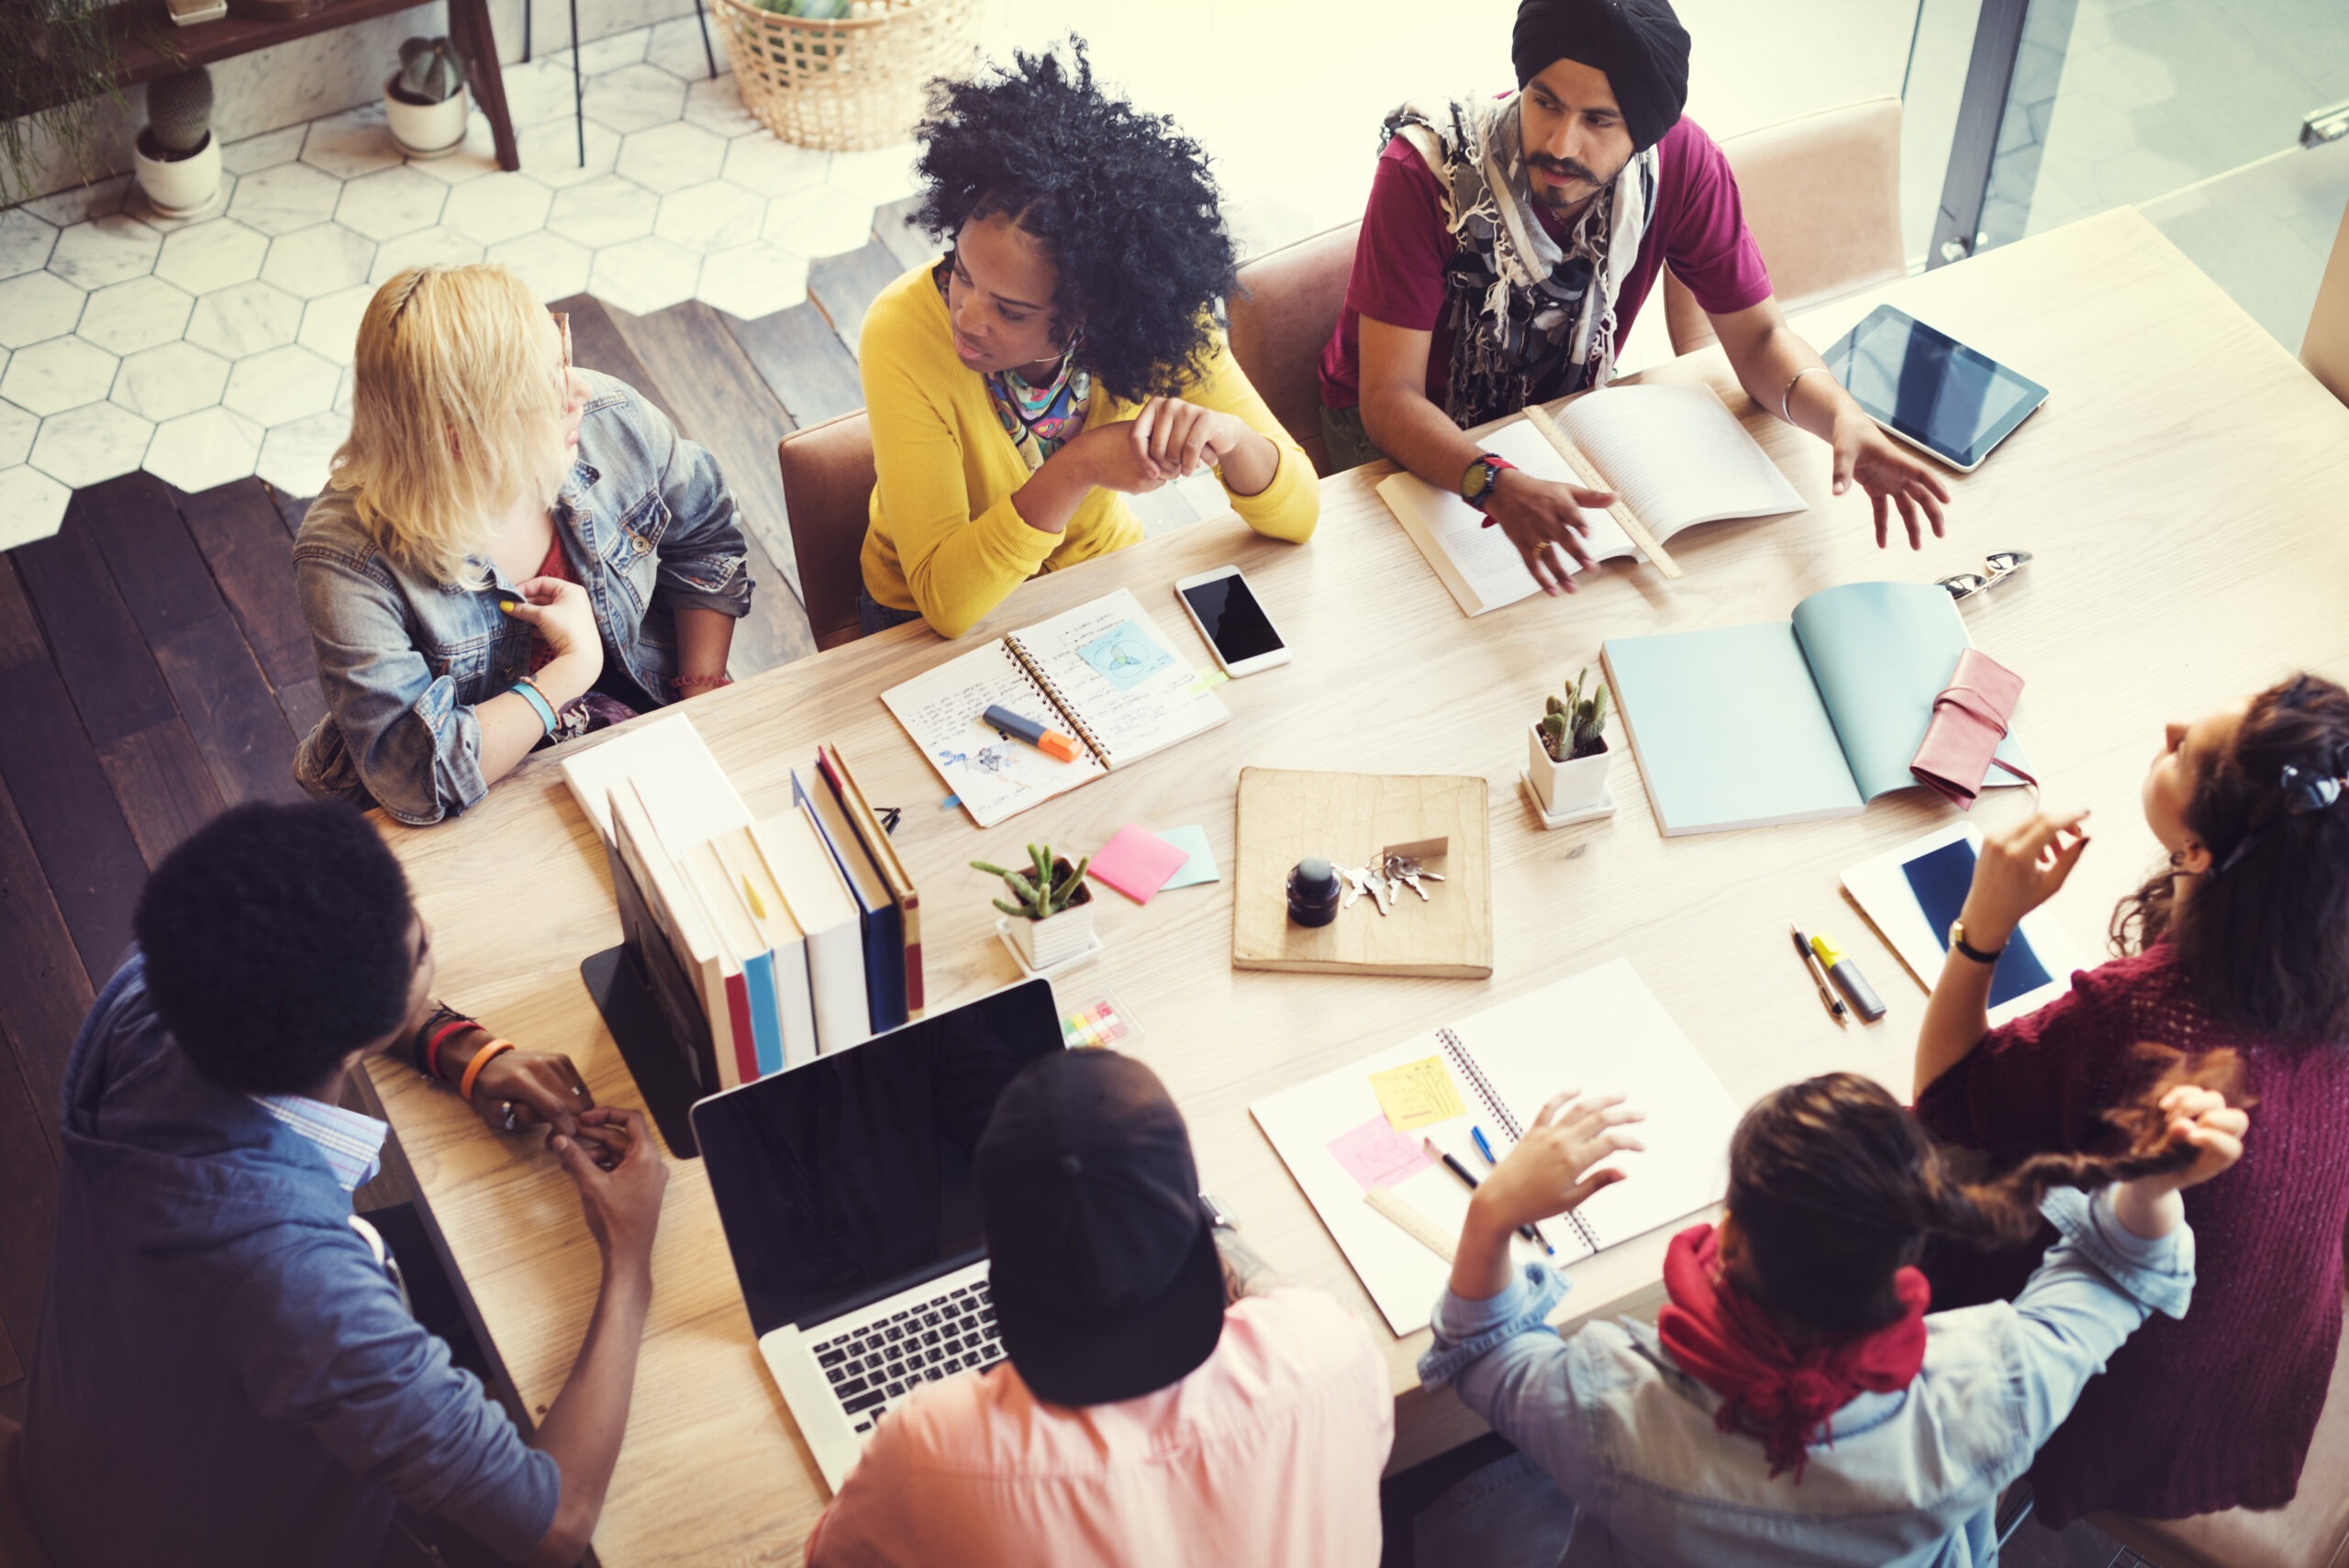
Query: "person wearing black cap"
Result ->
[[806, 1049, 1392, 1567], [1319, 0, 1954, 595]]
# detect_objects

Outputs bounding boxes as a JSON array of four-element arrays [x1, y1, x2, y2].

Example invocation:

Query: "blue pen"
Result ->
[[1470, 1124, 1556, 1256]]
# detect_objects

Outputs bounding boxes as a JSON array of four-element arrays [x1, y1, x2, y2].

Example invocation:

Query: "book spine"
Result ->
[[1007, 634, 1112, 769]]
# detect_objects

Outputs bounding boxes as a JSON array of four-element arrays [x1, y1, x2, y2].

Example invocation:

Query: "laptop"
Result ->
[[691, 977, 1063, 1491]]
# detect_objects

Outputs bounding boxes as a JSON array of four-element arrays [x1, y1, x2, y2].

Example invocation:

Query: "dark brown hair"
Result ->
[[1728, 1059, 2243, 1340], [2112, 673, 2349, 1043]]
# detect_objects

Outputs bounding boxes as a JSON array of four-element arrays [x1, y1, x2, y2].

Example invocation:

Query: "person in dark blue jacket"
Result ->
[[20, 800, 668, 1568]]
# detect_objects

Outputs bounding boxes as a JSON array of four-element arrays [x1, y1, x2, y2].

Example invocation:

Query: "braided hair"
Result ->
[[1728, 1058, 2245, 1339], [2112, 673, 2349, 1042]]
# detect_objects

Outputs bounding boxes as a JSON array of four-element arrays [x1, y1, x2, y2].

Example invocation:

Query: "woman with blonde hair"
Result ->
[[294, 263, 752, 823]]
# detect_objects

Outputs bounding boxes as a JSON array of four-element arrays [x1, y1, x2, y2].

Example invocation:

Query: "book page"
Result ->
[[1790, 580, 2032, 802], [1447, 961, 1742, 1256], [880, 640, 1107, 828], [1560, 383, 1806, 538], [1375, 417, 1638, 616], [1007, 588, 1228, 768]]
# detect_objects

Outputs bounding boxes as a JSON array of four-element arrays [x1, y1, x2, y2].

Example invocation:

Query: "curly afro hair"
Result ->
[[912, 39, 1235, 404], [135, 802, 417, 1095]]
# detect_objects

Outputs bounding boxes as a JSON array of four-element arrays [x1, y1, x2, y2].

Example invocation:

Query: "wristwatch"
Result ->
[[1460, 452, 1515, 513], [1949, 918, 2006, 964]]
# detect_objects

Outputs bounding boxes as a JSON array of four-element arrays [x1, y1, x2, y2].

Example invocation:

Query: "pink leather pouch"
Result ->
[[1912, 649, 2036, 808]]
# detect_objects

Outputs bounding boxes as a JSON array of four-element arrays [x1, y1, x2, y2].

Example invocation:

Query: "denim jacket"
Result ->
[[1419, 1189, 2196, 1567], [292, 371, 752, 825]]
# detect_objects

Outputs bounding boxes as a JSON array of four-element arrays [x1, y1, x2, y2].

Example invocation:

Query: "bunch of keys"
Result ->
[[1333, 853, 1445, 916]]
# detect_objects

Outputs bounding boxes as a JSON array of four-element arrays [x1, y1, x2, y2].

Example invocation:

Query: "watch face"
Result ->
[[1463, 460, 1495, 503]]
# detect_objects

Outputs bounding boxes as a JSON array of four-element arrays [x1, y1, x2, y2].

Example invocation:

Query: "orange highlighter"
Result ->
[[983, 704, 1081, 763]]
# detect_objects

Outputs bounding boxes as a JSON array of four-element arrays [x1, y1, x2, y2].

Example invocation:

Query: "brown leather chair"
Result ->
[[2302, 194, 2349, 408], [0, 1415, 59, 1568], [1227, 221, 1362, 475], [776, 410, 877, 651], [2090, 1295, 2349, 1568], [1662, 96, 1907, 356]]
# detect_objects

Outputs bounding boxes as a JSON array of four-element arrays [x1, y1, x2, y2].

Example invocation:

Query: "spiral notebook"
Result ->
[[1251, 960, 1744, 1335], [882, 587, 1229, 828]]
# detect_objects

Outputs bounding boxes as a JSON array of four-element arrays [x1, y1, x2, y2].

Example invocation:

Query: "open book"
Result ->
[[882, 587, 1228, 828], [1603, 581, 2032, 836], [1378, 384, 1807, 616], [1250, 960, 1742, 1336]]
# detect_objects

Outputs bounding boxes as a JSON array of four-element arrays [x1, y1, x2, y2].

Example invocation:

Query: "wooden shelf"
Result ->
[[106, 0, 437, 89]]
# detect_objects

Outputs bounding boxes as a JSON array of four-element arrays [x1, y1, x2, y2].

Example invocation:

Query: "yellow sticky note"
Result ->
[[1369, 1056, 1465, 1132]]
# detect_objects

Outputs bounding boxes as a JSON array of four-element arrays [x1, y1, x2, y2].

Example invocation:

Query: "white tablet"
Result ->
[[1842, 824, 2087, 1028]]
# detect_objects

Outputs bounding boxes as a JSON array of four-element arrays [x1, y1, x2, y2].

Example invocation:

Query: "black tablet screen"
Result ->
[[1828, 306, 2046, 468]]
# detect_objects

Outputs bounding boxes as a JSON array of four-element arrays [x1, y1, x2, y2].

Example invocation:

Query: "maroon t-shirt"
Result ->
[[1318, 116, 1773, 410]]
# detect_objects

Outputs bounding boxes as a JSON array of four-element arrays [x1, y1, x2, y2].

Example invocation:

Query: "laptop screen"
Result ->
[[693, 978, 1063, 1337]]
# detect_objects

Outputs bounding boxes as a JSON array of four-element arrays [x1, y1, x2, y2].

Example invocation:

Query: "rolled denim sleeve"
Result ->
[[294, 545, 487, 826], [632, 383, 752, 620], [1419, 1262, 1607, 1505], [1999, 1187, 2196, 1456]]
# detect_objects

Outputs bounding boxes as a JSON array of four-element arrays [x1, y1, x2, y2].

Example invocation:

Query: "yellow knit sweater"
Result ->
[[858, 261, 1319, 638]]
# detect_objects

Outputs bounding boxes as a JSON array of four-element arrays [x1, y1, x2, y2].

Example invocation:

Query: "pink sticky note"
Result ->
[[1328, 1115, 1436, 1193], [1086, 824, 1191, 905]]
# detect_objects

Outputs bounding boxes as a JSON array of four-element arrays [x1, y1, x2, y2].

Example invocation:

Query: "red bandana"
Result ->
[[1655, 1223, 1930, 1481]]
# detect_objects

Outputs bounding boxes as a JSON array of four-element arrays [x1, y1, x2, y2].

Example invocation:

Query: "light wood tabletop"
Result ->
[[365, 206, 2349, 1566]]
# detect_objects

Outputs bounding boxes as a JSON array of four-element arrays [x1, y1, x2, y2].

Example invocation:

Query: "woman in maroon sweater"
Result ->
[[1912, 672, 2349, 1527]]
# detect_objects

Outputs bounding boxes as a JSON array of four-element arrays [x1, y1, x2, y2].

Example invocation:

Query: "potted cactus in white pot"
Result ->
[[384, 37, 469, 158], [1529, 665, 1613, 816], [131, 67, 222, 218], [974, 843, 1095, 971]]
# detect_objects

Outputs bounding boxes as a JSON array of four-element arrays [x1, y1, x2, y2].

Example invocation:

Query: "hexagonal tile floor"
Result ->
[[0, 15, 914, 550]]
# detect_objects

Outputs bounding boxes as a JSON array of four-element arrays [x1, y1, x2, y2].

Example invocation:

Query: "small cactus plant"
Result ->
[[972, 844, 1090, 920], [145, 67, 214, 159], [392, 37, 467, 105], [1539, 666, 1609, 762]]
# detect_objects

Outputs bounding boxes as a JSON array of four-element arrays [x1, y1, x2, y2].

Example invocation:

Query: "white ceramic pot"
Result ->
[[384, 79, 470, 158], [1007, 895, 1095, 971], [1528, 725, 1611, 814], [131, 129, 222, 218]]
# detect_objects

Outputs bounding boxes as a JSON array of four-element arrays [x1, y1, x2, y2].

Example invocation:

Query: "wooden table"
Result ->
[[365, 207, 2349, 1565]]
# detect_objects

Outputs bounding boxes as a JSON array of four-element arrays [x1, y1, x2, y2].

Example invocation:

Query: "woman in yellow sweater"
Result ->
[[859, 43, 1318, 639]]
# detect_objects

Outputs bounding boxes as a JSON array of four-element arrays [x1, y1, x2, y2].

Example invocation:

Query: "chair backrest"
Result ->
[[1227, 221, 1362, 476], [776, 410, 877, 652], [0, 1416, 59, 1568], [1663, 97, 1907, 356], [2303, 193, 2349, 408]]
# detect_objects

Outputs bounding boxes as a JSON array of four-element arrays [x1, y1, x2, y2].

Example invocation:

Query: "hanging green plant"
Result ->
[[0, 0, 178, 207]]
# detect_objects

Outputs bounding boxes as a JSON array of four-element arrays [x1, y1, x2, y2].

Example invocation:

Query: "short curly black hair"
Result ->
[[135, 802, 417, 1095], [913, 39, 1235, 404]]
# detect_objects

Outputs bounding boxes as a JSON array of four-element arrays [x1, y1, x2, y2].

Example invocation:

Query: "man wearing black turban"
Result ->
[[1319, 0, 1954, 595]]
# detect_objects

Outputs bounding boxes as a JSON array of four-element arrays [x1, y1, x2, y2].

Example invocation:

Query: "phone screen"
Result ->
[[1181, 573, 1284, 664]]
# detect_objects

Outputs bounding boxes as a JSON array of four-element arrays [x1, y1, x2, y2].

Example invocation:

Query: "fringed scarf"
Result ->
[[1386, 93, 1659, 429]]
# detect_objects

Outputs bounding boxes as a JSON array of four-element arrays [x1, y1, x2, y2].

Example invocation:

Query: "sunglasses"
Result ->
[[2211, 762, 2348, 875], [1938, 550, 2032, 601], [551, 309, 572, 376]]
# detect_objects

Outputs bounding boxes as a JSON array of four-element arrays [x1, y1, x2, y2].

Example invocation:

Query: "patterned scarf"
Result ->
[[936, 260, 1093, 472], [1386, 93, 1659, 429]]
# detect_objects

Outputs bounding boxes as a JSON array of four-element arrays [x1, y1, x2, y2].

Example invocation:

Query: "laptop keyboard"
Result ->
[[812, 1280, 1005, 1434]]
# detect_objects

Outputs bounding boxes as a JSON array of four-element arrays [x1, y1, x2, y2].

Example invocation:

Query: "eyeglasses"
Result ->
[[2210, 762, 2348, 875], [551, 309, 572, 376], [1938, 550, 2032, 601]]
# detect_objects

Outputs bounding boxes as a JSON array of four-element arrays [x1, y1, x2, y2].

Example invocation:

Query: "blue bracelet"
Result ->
[[510, 679, 558, 735]]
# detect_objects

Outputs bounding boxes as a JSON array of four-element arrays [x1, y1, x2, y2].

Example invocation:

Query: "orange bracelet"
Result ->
[[457, 1038, 516, 1101]]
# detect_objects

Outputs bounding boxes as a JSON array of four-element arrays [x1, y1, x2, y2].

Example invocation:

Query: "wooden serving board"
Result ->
[[1231, 767, 1492, 978]]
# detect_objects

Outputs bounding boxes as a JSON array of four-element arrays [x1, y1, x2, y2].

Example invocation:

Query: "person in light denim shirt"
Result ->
[[1419, 1070, 2250, 1567], [294, 263, 752, 826]]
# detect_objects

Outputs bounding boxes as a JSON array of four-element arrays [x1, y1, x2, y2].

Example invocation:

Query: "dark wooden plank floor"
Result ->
[[0, 204, 926, 1418]]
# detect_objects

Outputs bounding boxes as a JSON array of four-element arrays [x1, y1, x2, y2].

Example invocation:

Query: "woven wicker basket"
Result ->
[[711, 0, 979, 152]]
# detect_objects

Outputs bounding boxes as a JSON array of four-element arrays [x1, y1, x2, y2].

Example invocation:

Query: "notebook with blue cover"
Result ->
[[795, 764, 907, 1036], [1601, 581, 2031, 836]]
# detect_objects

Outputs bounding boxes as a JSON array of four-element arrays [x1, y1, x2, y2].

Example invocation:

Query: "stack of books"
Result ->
[[562, 717, 921, 1094]]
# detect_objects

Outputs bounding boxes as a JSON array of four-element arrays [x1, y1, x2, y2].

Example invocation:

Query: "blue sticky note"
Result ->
[[1157, 825, 1219, 889]]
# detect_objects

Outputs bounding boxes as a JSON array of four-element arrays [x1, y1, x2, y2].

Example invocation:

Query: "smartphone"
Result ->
[[1174, 565, 1290, 677]]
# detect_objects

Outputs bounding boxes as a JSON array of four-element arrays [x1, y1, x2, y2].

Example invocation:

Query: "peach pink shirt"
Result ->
[[805, 1289, 1393, 1568]]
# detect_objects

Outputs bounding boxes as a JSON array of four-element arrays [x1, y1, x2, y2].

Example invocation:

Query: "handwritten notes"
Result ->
[[1329, 1114, 1437, 1192], [1369, 1055, 1465, 1131]]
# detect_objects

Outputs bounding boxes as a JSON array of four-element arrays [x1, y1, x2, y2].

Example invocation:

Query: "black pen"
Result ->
[[1792, 921, 1848, 1023], [1424, 1137, 1553, 1255]]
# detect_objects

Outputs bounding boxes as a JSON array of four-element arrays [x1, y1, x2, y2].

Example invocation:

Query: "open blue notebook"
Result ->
[[1602, 582, 2030, 836]]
